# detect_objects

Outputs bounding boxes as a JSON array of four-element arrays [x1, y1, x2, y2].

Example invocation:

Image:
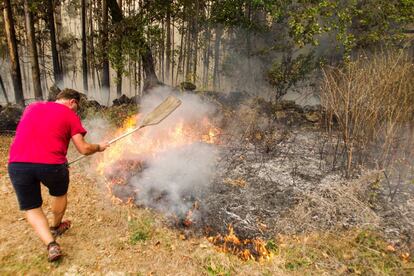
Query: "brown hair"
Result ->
[[56, 88, 81, 103]]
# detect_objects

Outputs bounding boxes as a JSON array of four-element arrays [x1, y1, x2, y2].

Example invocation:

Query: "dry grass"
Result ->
[[276, 229, 414, 275], [321, 49, 414, 177], [1, 133, 413, 275], [0, 134, 285, 275]]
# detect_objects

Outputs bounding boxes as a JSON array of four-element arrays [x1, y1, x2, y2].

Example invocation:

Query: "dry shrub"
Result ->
[[276, 173, 381, 234], [321, 49, 414, 177]]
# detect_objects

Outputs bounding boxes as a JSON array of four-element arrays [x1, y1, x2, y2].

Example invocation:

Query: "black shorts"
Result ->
[[8, 162, 69, 210]]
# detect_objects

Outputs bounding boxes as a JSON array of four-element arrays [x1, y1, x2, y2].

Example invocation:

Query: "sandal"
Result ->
[[50, 220, 71, 238], [47, 241, 62, 262]]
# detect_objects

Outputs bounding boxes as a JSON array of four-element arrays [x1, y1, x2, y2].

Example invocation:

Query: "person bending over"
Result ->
[[8, 88, 109, 262]]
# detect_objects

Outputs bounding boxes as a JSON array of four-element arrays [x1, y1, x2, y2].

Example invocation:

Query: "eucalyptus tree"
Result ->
[[107, 0, 160, 93], [24, 0, 43, 100], [102, 0, 110, 90], [46, 0, 62, 83], [81, 0, 88, 92], [3, 0, 24, 106], [0, 74, 9, 104], [208, 0, 414, 98]]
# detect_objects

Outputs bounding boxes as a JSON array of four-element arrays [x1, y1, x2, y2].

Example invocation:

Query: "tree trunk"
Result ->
[[89, 0, 96, 88], [20, 46, 29, 95], [81, 0, 88, 93], [0, 74, 10, 104], [185, 20, 192, 81], [3, 0, 24, 106], [213, 25, 223, 90], [138, 59, 141, 94], [55, 0, 63, 76], [192, 0, 199, 84], [46, 0, 62, 83], [203, 24, 211, 88], [165, 2, 171, 84], [176, 21, 185, 85], [116, 66, 122, 96], [246, 3, 252, 74], [142, 44, 160, 91], [39, 20, 48, 93], [24, 0, 42, 100], [160, 19, 165, 82], [101, 0, 110, 90], [171, 18, 175, 85], [107, 0, 159, 93], [116, 0, 122, 97]]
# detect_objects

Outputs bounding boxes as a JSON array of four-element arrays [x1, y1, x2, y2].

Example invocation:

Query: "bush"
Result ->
[[321, 49, 414, 177]]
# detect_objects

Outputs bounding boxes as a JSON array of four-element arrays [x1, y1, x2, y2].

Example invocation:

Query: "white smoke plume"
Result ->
[[131, 142, 217, 215], [84, 86, 220, 217], [130, 87, 219, 216]]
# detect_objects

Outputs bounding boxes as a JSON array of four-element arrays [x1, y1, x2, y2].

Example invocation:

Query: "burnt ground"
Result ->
[[105, 98, 414, 254], [195, 102, 414, 252], [1, 97, 414, 274], [200, 126, 414, 245]]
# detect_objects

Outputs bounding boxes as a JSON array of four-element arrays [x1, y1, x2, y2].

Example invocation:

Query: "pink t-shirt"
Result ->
[[9, 102, 87, 164]]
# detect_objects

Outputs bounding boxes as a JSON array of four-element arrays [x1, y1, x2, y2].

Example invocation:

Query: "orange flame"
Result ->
[[97, 114, 221, 200], [208, 225, 272, 262]]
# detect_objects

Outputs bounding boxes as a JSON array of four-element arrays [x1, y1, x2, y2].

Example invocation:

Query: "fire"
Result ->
[[96, 113, 221, 202], [208, 225, 272, 262], [201, 117, 221, 144], [97, 114, 220, 174], [123, 115, 137, 129]]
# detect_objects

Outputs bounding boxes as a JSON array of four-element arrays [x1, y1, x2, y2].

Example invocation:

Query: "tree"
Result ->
[[24, 0, 43, 100], [81, 0, 88, 92], [0, 73, 10, 104], [3, 0, 24, 106], [107, 0, 160, 93], [101, 0, 110, 90], [165, 0, 172, 83], [213, 25, 222, 90], [46, 0, 63, 83]]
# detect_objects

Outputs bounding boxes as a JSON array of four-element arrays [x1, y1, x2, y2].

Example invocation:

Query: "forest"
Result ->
[[1, 0, 414, 274]]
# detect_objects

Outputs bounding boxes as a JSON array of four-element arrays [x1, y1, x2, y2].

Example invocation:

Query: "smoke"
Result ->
[[129, 87, 219, 216], [138, 86, 216, 124], [82, 117, 114, 143], [131, 142, 217, 215], [84, 86, 220, 217]]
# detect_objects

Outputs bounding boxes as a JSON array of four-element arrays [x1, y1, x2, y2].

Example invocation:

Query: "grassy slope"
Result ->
[[0, 134, 413, 275]]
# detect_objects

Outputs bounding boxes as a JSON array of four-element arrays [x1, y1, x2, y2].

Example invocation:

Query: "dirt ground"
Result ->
[[1, 130, 414, 275], [0, 134, 285, 275]]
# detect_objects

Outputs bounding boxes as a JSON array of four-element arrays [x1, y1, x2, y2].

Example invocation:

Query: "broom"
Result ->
[[69, 95, 182, 165]]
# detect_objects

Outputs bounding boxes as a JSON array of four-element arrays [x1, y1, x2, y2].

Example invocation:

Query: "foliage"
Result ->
[[205, 0, 414, 99], [265, 239, 278, 251], [82, 103, 138, 127], [267, 52, 318, 99], [321, 49, 414, 177], [278, 229, 412, 274], [128, 217, 153, 245], [0, 17, 5, 59], [203, 256, 233, 276], [281, 0, 413, 60], [107, 3, 166, 82], [1, 0, 413, 103]]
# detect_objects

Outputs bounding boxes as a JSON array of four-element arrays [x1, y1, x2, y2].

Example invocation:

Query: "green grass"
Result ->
[[203, 256, 233, 276], [82, 104, 139, 127], [128, 216, 154, 245], [0, 253, 51, 274], [265, 239, 278, 252], [277, 228, 413, 275], [205, 265, 232, 276]]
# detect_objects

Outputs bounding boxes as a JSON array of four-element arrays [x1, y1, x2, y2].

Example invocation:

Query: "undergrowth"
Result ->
[[82, 104, 139, 127], [277, 228, 413, 275], [128, 216, 154, 245]]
